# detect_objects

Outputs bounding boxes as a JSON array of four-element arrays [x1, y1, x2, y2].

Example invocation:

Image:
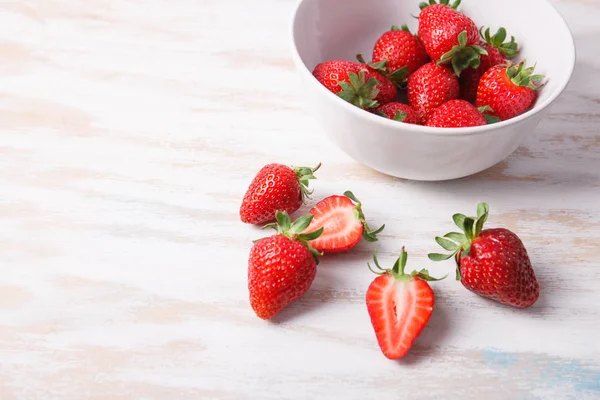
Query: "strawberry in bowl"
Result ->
[[291, 0, 574, 180]]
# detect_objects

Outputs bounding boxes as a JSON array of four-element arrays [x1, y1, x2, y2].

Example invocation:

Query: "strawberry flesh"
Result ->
[[304, 195, 363, 253], [366, 274, 434, 360]]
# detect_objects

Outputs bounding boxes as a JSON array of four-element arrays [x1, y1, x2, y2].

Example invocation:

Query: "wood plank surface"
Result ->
[[0, 0, 598, 399]]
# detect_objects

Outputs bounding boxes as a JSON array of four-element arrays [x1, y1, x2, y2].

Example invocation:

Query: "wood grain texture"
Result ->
[[0, 0, 599, 399]]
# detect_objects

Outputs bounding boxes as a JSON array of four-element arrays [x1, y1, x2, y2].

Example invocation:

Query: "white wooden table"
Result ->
[[1, 1, 599, 399]]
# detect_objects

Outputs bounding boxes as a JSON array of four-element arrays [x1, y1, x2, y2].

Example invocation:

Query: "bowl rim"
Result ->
[[289, 0, 576, 137]]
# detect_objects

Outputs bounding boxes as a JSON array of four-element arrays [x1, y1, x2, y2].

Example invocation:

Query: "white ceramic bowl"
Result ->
[[290, 0, 576, 181]]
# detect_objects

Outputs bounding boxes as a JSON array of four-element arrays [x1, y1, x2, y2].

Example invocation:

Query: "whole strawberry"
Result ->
[[372, 25, 429, 80], [425, 99, 495, 128], [418, 0, 487, 76], [460, 27, 520, 103], [312, 60, 397, 109], [476, 61, 545, 121], [366, 247, 445, 360], [248, 211, 323, 320], [428, 202, 540, 308], [376, 102, 419, 124], [240, 162, 321, 225], [408, 62, 460, 124]]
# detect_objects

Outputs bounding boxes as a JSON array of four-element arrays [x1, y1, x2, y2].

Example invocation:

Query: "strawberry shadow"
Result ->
[[268, 258, 360, 324], [451, 266, 554, 316], [463, 248, 560, 315], [268, 293, 326, 324], [506, 262, 555, 316]]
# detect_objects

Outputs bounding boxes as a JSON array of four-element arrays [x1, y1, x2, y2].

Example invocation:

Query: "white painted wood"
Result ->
[[0, 0, 598, 399]]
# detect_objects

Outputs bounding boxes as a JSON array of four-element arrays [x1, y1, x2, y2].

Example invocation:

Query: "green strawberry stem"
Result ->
[[391, 24, 412, 33], [293, 162, 321, 202], [356, 54, 409, 86], [369, 247, 447, 282], [427, 202, 490, 280], [477, 106, 501, 124], [337, 70, 381, 110], [393, 110, 408, 122], [343, 190, 385, 242], [437, 31, 488, 77], [480, 26, 519, 58], [261, 211, 324, 262], [506, 60, 545, 90], [419, 0, 461, 10], [388, 67, 410, 84]]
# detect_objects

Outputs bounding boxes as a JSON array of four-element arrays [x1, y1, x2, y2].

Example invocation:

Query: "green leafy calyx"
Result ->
[[336, 70, 381, 110], [293, 162, 322, 203], [344, 190, 385, 242], [419, 0, 461, 10], [262, 211, 324, 262], [356, 54, 409, 85], [427, 202, 490, 280], [369, 247, 447, 282], [506, 61, 545, 90], [480, 26, 519, 58], [393, 110, 408, 122], [392, 24, 413, 34], [438, 31, 488, 77], [477, 106, 501, 124]]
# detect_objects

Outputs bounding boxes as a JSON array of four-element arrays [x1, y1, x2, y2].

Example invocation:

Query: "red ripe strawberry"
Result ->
[[460, 27, 520, 103], [408, 62, 460, 124], [312, 60, 397, 109], [459, 44, 504, 103], [240, 162, 321, 225], [366, 247, 444, 360], [372, 25, 430, 79], [476, 61, 545, 121], [248, 211, 324, 320], [428, 202, 540, 308], [425, 99, 491, 128], [417, 1, 486, 76], [376, 102, 419, 124], [302, 191, 384, 254]]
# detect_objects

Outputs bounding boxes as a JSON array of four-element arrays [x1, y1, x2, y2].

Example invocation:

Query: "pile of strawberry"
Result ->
[[312, 0, 545, 128], [239, 162, 540, 360]]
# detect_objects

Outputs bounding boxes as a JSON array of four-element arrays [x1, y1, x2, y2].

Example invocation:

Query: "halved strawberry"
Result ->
[[366, 247, 445, 360], [302, 191, 384, 254]]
